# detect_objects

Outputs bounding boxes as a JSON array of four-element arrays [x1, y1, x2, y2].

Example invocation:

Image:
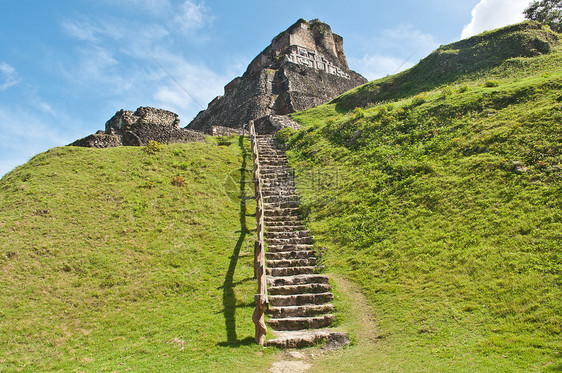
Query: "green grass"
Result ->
[[280, 27, 562, 371], [0, 137, 276, 371], [329, 21, 560, 111], [2, 21, 562, 372]]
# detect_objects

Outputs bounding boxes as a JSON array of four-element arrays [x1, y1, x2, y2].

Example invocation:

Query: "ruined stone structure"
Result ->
[[187, 19, 367, 133], [71, 107, 204, 148], [71, 19, 367, 147]]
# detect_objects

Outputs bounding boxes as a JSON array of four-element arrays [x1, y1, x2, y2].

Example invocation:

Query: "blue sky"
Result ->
[[0, 0, 532, 177]]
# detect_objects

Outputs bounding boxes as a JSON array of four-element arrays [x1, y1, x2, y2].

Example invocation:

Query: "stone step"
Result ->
[[262, 178, 292, 183], [266, 315, 335, 331], [267, 235, 313, 243], [264, 200, 300, 208], [268, 283, 332, 296], [263, 194, 299, 200], [266, 266, 315, 277], [268, 292, 334, 307], [258, 145, 282, 149], [267, 274, 330, 287], [262, 186, 296, 192], [266, 225, 306, 232], [262, 191, 298, 197], [262, 179, 293, 184], [267, 237, 313, 246], [262, 194, 299, 200], [266, 244, 314, 252], [264, 208, 300, 217], [267, 304, 335, 318], [261, 171, 291, 175], [261, 165, 291, 170], [260, 160, 288, 165], [262, 180, 295, 186], [266, 230, 311, 239], [265, 330, 349, 349], [261, 180, 294, 185], [265, 250, 316, 260], [262, 185, 296, 190], [260, 156, 287, 160], [263, 199, 300, 206], [265, 220, 305, 227], [260, 171, 292, 177], [261, 163, 289, 168], [264, 215, 302, 223], [264, 215, 300, 222], [267, 258, 317, 268], [261, 179, 293, 184], [262, 195, 300, 203]]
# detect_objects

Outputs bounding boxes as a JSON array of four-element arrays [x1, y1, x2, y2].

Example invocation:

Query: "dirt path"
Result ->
[[268, 275, 379, 372], [269, 353, 311, 373]]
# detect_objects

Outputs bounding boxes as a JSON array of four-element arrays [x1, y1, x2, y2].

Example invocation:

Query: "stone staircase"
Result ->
[[255, 134, 348, 348]]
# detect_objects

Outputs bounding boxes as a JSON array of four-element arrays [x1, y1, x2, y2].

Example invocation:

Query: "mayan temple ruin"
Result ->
[[72, 18, 367, 147], [187, 18, 367, 134]]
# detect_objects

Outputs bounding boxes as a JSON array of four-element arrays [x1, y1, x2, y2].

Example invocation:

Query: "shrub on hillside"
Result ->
[[145, 140, 163, 154], [171, 175, 186, 187], [484, 80, 500, 87]]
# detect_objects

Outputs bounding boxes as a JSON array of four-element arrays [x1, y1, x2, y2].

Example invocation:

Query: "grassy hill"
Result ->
[[1, 21, 561, 372], [0, 139, 277, 371], [332, 21, 560, 110], [277, 21, 562, 371]]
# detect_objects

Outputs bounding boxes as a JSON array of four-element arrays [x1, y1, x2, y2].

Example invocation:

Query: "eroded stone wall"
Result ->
[[71, 107, 203, 148]]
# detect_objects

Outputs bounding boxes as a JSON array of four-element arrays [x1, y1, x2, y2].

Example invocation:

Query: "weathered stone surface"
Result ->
[[266, 330, 350, 349], [71, 107, 204, 148], [187, 19, 367, 134], [253, 115, 300, 135], [210, 125, 242, 136]]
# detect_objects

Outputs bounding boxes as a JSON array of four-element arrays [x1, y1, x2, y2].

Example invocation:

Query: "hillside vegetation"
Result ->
[[278, 21, 562, 371], [0, 139, 276, 371], [333, 21, 559, 110], [1, 21, 561, 373]]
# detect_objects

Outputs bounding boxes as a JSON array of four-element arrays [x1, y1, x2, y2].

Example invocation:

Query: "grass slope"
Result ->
[[332, 21, 560, 110], [0, 138, 275, 371], [279, 23, 562, 371]]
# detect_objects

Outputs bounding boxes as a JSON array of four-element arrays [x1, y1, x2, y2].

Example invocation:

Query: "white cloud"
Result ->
[[174, 0, 214, 33], [97, 0, 173, 16], [62, 45, 126, 88], [381, 25, 438, 53], [461, 0, 530, 39], [61, 20, 99, 42], [62, 18, 170, 50], [351, 55, 416, 81], [349, 25, 439, 80], [39, 102, 57, 116], [150, 53, 232, 120], [57, 0, 221, 124], [0, 62, 20, 90]]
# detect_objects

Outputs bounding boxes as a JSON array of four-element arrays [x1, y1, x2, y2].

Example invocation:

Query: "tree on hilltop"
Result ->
[[524, 0, 562, 32]]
